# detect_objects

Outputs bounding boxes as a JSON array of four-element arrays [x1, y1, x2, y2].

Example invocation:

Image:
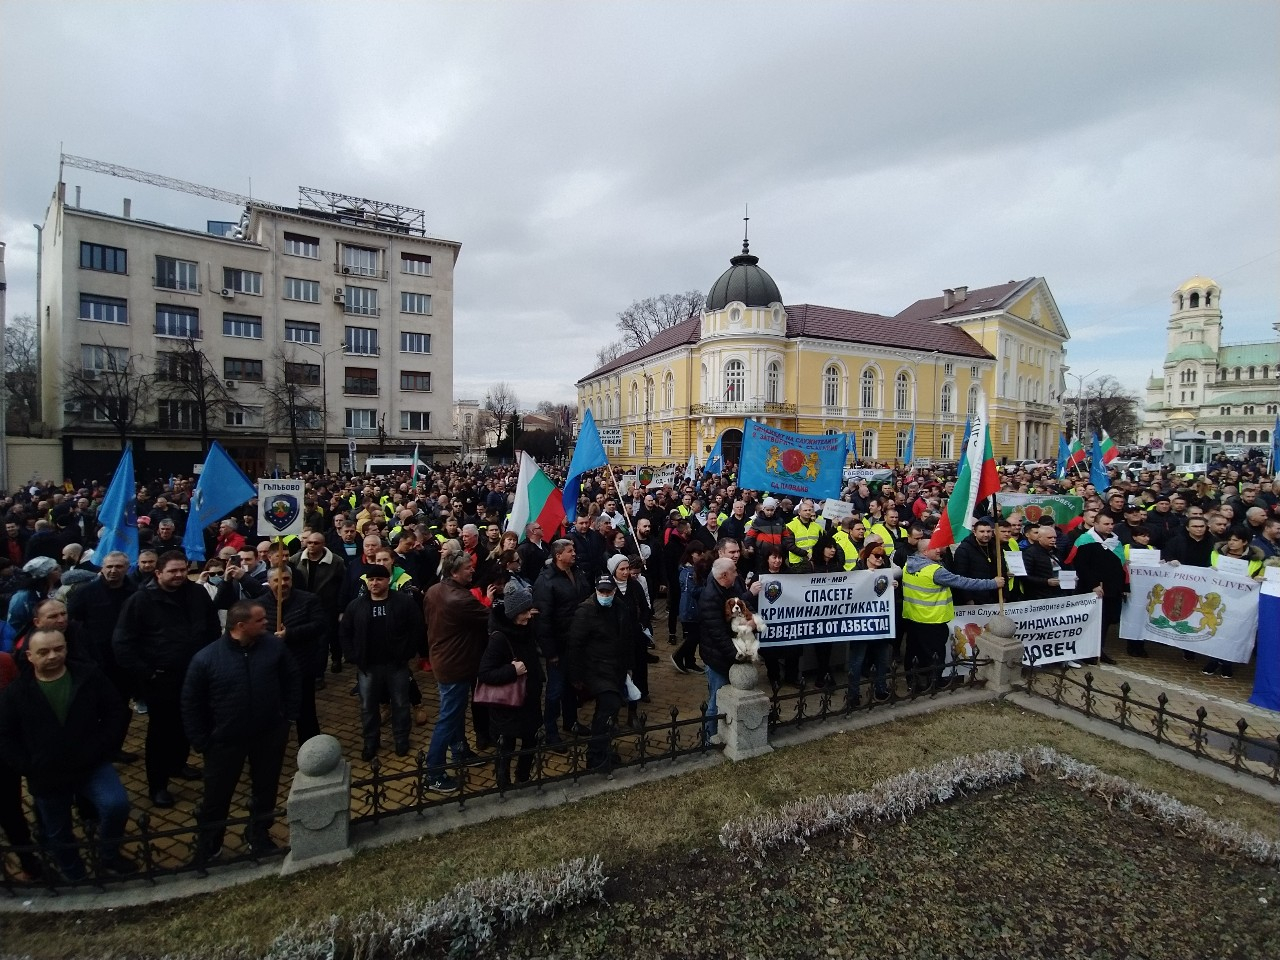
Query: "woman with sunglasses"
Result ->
[[847, 542, 899, 704]]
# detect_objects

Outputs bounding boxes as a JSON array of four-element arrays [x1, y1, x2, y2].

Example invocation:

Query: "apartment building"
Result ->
[[38, 180, 460, 481]]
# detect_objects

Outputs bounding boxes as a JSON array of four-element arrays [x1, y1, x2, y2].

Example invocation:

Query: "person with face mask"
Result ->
[[566, 575, 631, 772]]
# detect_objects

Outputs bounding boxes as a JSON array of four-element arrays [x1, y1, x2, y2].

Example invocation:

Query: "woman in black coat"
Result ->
[[477, 584, 545, 789], [607, 554, 651, 725]]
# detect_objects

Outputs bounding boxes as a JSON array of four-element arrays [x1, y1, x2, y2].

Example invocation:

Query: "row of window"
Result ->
[[1212, 429, 1272, 443], [76, 399, 431, 433], [82, 240, 433, 283], [1219, 404, 1278, 416], [1217, 365, 1274, 381], [81, 285, 431, 320], [282, 232, 433, 277], [620, 429, 944, 461]]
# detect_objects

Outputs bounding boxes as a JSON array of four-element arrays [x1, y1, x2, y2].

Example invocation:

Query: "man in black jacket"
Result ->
[[950, 518, 1000, 605], [698, 557, 752, 742], [1164, 515, 1215, 569], [263, 567, 325, 745], [1069, 513, 1124, 665], [566, 575, 630, 771], [113, 549, 221, 807], [533, 539, 591, 747], [1021, 520, 1067, 602], [0, 629, 136, 881], [182, 601, 300, 860], [291, 530, 347, 676]]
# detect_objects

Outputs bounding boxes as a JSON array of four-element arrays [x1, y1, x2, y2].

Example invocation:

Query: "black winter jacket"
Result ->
[[0, 664, 129, 793], [1020, 543, 1064, 601], [181, 633, 301, 751], [477, 608, 545, 738], [66, 576, 138, 664], [698, 576, 751, 677], [112, 580, 221, 678], [1164, 531, 1215, 569], [532, 564, 591, 660], [566, 596, 630, 698], [264, 587, 327, 674], [339, 590, 423, 670], [951, 535, 999, 604], [290, 549, 347, 620]]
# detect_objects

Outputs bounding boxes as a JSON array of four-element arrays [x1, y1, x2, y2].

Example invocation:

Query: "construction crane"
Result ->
[[60, 153, 285, 211]]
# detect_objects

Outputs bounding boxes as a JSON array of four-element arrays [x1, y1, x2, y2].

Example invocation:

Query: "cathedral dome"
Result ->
[[706, 242, 782, 311], [1176, 275, 1219, 294]]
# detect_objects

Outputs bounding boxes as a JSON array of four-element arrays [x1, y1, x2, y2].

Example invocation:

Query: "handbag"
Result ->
[[474, 636, 528, 707]]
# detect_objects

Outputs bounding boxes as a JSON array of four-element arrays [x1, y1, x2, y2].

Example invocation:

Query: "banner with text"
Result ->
[[258, 479, 306, 538], [948, 594, 1102, 667], [997, 493, 1084, 526], [1120, 564, 1261, 663], [757, 571, 896, 648], [739, 420, 847, 500]]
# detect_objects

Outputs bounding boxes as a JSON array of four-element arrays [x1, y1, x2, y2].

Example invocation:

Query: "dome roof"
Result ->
[[1176, 275, 1219, 293], [706, 242, 782, 311]]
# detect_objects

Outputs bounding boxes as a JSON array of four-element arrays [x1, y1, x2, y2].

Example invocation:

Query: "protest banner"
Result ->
[[948, 594, 1102, 667], [997, 493, 1083, 526], [820, 499, 855, 523], [739, 420, 846, 500], [646, 469, 676, 490], [258, 478, 306, 538], [757, 571, 895, 648], [1120, 564, 1261, 663]]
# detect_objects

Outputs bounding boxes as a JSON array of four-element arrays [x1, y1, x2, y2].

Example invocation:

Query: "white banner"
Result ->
[[757, 571, 896, 647], [1120, 565, 1261, 663], [646, 469, 676, 490], [820, 499, 854, 523], [949, 594, 1102, 666], [257, 479, 306, 538]]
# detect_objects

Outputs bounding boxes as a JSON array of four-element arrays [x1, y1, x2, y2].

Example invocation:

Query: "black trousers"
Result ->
[[195, 722, 289, 855], [0, 760, 41, 875], [142, 672, 190, 794], [905, 621, 948, 690], [764, 646, 801, 685], [494, 734, 537, 788], [295, 675, 320, 746], [588, 690, 623, 767], [675, 621, 700, 669]]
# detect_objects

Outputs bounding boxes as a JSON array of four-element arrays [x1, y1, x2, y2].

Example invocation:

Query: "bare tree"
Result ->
[[260, 347, 322, 469], [62, 340, 155, 442], [153, 335, 234, 448], [1064, 375, 1142, 442], [484, 382, 520, 459], [615, 290, 705, 350], [3, 313, 39, 435], [594, 338, 628, 369]]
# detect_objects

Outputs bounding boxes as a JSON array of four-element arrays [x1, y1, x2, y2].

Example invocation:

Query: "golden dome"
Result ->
[[1176, 275, 1219, 294]]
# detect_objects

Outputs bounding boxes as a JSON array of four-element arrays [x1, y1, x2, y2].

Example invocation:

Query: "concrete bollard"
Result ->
[[282, 734, 352, 875], [976, 614, 1023, 694], [718, 661, 774, 761]]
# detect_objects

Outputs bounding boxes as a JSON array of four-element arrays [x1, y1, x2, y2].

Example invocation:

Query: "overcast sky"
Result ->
[[3, 1, 1277, 410]]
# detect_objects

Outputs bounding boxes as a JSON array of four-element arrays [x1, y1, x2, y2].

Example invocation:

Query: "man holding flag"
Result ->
[[182, 442, 258, 562]]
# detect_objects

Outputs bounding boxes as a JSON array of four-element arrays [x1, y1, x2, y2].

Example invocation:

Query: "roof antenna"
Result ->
[[742, 203, 750, 255]]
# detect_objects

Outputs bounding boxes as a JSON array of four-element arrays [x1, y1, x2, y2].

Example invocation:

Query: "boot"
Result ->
[[626, 702, 639, 730]]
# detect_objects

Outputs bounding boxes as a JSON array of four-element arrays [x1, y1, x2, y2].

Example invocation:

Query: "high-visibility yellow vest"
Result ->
[[902, 563, 953, 624], [831, 530, 858, 571], [1210, 551, 1262, 578], [869, 522, 906, 551], [785, 517, 822, 558]]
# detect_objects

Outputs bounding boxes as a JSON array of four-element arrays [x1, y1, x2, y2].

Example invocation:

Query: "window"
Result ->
[[80, 242, 127, 274], [401, 252, 431, 276], [344, 367, 378, 396], [284, 232, 319, 259], [1212, 431, 1222, 441], [222, 268, 262, 295], [400, 332, 432, 354], [1268, 404, 1279, 415], [970, 365, 980, 377], [645, 378, 655, 413], [1225, 430, 1235, 443], [344, 285, 379, 316], [341, 245, 380, 278], [967, 384, 980, 416], [1247, 430, 1258, 443], [87, 398, 126, 423], [860, 368, 876, 411], [158, 399, 200, 430], [629, 433, 636, 457], [223, 358, 263, 382], [344, 326, 379, 355], [401, 411, 431, 432], [155, 304, 199, 338], [401, 292, 432, 314], [81, 344, 127, 373], [79, 294, 128, 324], [1189, 292, 1200, 308], [943, 361, 954, 376], [630, 381, 640, 413], [663, 373, 675, 411], [155, 256, 200, 292], [225, 405, 264, 428], [283, 277, 320, 303], [895, 372, 910, 412], [896, 431, 909, 460], [345, 408, 377, 430], [940, 383, 953, 415], [940, 433, 954, 459], [1220, 406, 1231, 416], [284, 320, 321, 344], [861, 430, 876, 459], [155, 351, 197, 382], [663, 430, 672, 457], [1248, 366, 1256, 379], [1244, 405, 1255, 415], [294, 407, 323, 430], [222, 313, 262, 339], [823, 365, 840, 410], [285, 361, 321, 386], [400, 371, 432, 392], [766, 361, 781, 403], [1235, 367, 1241, 380], [725, 360, 745, 402]]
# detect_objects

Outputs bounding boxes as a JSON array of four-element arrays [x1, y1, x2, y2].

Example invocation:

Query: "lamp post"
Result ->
[[1066, 368, 1098, 442], [295, 342, 343, 471]]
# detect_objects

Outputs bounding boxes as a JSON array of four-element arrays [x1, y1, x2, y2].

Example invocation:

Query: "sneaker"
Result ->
[[428, 775, 460, 794], [1219, 665, 1234, 679], [1064, 660, 1082, 670], [670, 654, 689, 675], [133, 700, 149, 715], [249, 837, 286, 856], [1202, 662, 1219, 676]]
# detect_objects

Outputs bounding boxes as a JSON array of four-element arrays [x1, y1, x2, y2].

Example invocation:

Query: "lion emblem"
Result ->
[[765, 446, 781, 474], [804, 452, 820, 481]]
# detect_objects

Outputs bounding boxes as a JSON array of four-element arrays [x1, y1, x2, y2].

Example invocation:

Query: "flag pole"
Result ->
[[606, 458, 647, 572], [993, 489, 1005, 614], [274, 535, 286, 627]]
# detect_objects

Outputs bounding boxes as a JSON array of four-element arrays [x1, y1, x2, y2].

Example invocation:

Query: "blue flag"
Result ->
[[903, 424, 915, 465], [960, 415, 973, 454], [737, 419, 847, 500], [703, 432, 725, 475], [97, 444, 139, 564], [1272, 417, 1280, 474], [563, 408, 609, 519], [182, 441, 257, 562], [1056, 433, 1071, 480], [1090, 431, 1110, 493]]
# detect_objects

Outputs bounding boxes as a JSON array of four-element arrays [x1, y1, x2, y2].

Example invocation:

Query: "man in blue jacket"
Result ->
[[181, 600, 300, 861]]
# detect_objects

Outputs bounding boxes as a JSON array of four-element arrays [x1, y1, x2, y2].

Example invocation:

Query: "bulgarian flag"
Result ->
[[1065, 435, 1087, 471], [928, 391, 1000, 549], [410, 444, 421, 491], [1098, 428, 1118, 465], [507, 450, 566, 541]]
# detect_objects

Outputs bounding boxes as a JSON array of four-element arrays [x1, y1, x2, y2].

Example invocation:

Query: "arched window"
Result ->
[[895, 372, 910, 412], [1002, 371, 1010, 397], [1189, 292, 1200, 308], [663, 429, 672, 456], [699, 365, 708, 402], [1211, 431, 1222, 440], [1248, 366, 1256, 380], [1224, 430, 1234, 442], [940, 382, 953, 415], [725, 360, 745, 402], [1205, 292, 1212, 307], [629, 381, 639, 414], [1263, 366, 1270, 380], [766, 361, 781, 403], [823, 365, 841, 410], [604, 393, 612, 420], [1247, 430, 1258, 443], [628, 433, 636, 457], [967, 384, 980, 415], [860, 368, 877, 412], [1262, 429, 1271, 442], [1219, 369, 1227, 380], [1178, 294, 1184, 310], [644, 378, 655, 413], [1235, 367, 1241, 380], [896, 431, 909, 459], [939, 433, 953, 459], [662, 372, 674, 411]]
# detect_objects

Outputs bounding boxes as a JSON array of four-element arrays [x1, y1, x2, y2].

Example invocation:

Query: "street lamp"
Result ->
[[1065, 368, 1098, 440], [294, 341, 343, 471]]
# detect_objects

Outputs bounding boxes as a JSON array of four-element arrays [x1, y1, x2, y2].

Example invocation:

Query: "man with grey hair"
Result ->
[[517, 522, 549, 584], [533, 538, 591, 747], [697, 557, 754, 741]]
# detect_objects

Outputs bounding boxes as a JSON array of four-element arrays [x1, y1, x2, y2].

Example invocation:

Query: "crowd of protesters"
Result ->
[[0, 446, 1276, 882]]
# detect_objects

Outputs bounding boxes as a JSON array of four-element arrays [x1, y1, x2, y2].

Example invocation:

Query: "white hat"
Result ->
[[606, 554, 628, 576], [762, 497, 779, 509]]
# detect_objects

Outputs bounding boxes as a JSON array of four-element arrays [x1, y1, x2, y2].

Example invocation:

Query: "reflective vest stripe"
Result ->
[[902, 563, 953, 623]]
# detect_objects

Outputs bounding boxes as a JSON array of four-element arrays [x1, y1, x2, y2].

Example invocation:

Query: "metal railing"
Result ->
[[690, 400, 798, 416], [1021, 664, 1280, 786], [350, 706, 721, 826]]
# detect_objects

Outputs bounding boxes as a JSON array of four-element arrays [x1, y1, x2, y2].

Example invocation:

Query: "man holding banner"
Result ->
[[903, 544, 1004, 693]]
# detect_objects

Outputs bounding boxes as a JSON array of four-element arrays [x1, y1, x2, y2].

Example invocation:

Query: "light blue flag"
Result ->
[[903, 424, 915, 465], [563, 408, 609, 519], [1056, 433, 1071, 480], [703, 433, 725, 475], [737, 419, 846, 500], [1272, 417, 1280, 474], [182, 441, 257, 562], [97, 444, 139, 564], [1090, 432, 1110, 493], [960, 415, 973, 454]]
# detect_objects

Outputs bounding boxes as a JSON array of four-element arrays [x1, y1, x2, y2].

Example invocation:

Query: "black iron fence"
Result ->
[[351, 704, 723, 826], [1021, 664, 1280, 786]]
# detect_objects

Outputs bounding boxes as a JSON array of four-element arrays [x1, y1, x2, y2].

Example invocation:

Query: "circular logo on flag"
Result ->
[[764, 581, 783, 603]]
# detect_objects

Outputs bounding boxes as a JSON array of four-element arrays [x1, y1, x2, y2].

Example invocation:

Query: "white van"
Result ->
[[362, 455, 428, 476]]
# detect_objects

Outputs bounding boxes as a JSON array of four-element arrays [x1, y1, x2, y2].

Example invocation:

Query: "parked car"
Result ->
[[1003, 459, 1046, 474]]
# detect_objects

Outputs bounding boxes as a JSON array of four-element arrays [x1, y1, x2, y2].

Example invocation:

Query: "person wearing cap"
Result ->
[[477, 582, 544, 790], [1116, 502, 1152, 547], [339, 562, 425, 764], [6, 556, 62, 638], [949, 518, 1001, 605], [1144, 494, 1182, 549], [744, 497, 786, 573], [566, 573, 632, 771]]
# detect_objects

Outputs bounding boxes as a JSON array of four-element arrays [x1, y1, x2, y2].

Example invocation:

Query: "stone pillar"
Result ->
[[976, 614, 1022, 694], [282, 735, 352, 875], [718, 662, 773, 761]]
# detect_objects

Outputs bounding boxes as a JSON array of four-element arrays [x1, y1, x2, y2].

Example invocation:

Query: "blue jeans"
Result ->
[[33, 761, 130, 881], [847, 640, 892, 697], [426, 680, 470, 777], [358, 664, 412, 751], [703, 666, 729, 738]]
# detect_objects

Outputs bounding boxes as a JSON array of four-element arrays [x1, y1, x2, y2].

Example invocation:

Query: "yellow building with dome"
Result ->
[[576, 242, 1071, 469]]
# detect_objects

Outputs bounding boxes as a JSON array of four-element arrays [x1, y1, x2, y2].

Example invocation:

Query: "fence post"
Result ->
[[282, 734, 352, 875], [719, 662, 773, 761], [976, 614, 1022, 693]]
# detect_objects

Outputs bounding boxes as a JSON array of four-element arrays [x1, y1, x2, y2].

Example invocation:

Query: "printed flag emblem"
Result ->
[[264, 494, 300, 533], [1145, 584, 1222, 637]]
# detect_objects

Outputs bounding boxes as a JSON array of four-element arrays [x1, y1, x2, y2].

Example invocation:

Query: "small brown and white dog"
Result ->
[[724, 597, 764, 662]]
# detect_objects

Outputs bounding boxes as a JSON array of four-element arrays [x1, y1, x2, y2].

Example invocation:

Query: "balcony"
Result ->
[[690, 399, 797, 416], [344, 427, 379, 438], [344, 387, 380, 397], [336, 264, 389, 281]]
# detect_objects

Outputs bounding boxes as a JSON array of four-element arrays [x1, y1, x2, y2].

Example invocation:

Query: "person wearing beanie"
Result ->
[[609, 554, 654, 725], [476, 582, 544, 790]]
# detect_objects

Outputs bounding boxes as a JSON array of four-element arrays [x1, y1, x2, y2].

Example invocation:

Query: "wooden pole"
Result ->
[[993, 491, 1005, 614], [274, 535, 286, 626], [606, 460, 648, 571]]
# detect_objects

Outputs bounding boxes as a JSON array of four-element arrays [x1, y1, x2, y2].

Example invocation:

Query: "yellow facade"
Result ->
[[577, 272, 1068, 470]]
